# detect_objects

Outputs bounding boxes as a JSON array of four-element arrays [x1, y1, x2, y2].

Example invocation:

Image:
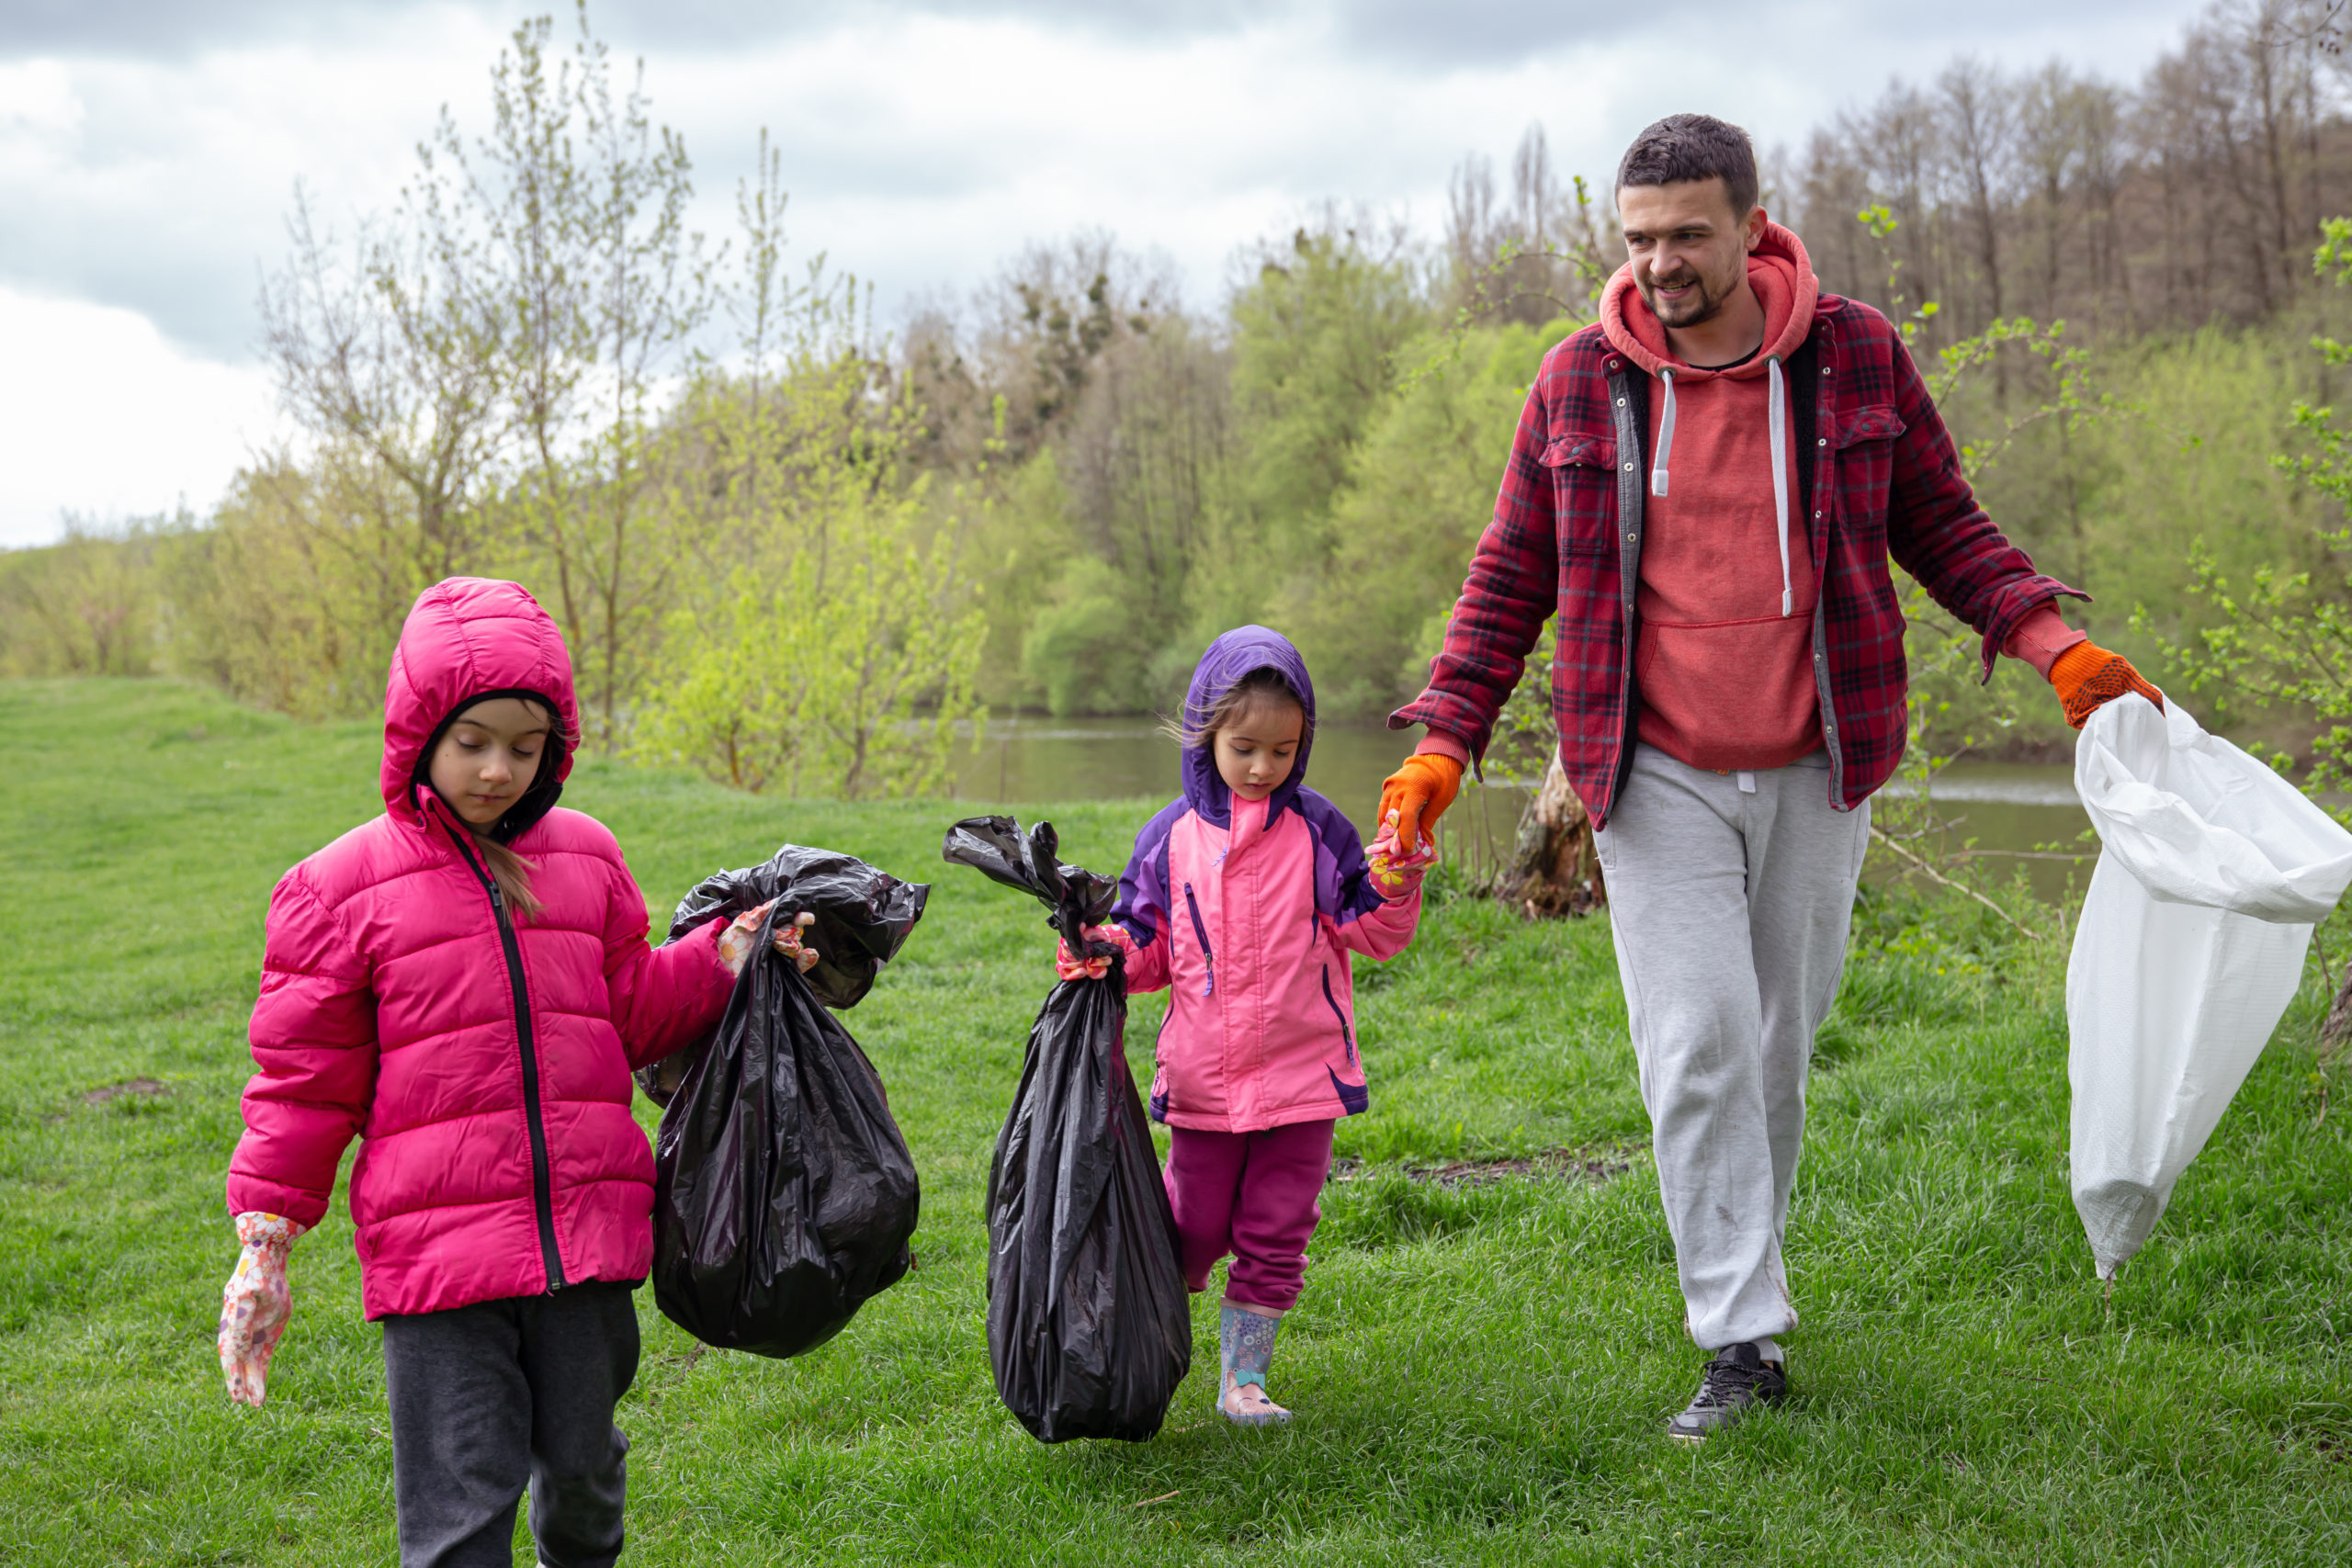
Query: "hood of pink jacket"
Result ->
[[1179, 625, 1317, 829], [380, 577, 582, 839], [1600, 220, 1818, 381]]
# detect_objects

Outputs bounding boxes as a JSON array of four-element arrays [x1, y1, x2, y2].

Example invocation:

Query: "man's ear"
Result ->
[[1745, 205, 1769, 252]]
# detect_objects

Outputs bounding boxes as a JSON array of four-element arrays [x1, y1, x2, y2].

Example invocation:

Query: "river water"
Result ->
[[951, 717, 2095, 900]]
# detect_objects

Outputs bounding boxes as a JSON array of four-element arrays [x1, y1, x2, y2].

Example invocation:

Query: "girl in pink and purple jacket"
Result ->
[[215, 578, 810, 1568], [1058, 626, 1431, 1426]]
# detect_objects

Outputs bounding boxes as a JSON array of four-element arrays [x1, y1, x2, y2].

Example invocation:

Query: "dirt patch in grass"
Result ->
[[1331, 1141, 1645, 1188], [46, 1078, 172, 1123], [81, 1078, 168, 1107]]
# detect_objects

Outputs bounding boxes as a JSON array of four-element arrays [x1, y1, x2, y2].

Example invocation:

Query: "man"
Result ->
[[1379, 114, 2157, 1441]]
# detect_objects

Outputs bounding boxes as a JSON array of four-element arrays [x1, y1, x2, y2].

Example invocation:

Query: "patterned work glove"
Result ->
[[219, 1212, 305, 1407], [1378, 753, 1464, 853], [1367, 811, 1440, 897], [2050, 640, 2164, 729], [718, 903, 820, 977], [1056, 924, 1137, 982]]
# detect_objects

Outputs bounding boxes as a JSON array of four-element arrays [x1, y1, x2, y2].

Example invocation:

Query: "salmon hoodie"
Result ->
[[1599, 219, 1825, 772]]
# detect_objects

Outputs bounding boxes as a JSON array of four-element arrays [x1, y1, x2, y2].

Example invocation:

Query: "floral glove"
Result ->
[[1367, 810, 1440, 897], [1056, 923, 1137, 982], [718, 903, 820, 977], [219, 1212, 306, 1407]]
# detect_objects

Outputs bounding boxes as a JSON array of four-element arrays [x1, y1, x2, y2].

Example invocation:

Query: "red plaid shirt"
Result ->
[[1391, 294, 2081, 828]]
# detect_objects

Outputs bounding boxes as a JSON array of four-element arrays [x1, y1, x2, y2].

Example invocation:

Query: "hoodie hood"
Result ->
[[1600, 219, 1817, 380], [379, 577, 582, 838], [1179, 626, 1317, 828], [1600, 220, 1819, 620]]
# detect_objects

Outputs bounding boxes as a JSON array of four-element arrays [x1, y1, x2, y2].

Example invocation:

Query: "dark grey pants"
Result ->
[[381, 1280, 640, 1568]]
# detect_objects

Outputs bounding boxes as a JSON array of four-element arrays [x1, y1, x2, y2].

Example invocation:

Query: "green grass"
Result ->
[[2, 675, 2348, 1565]]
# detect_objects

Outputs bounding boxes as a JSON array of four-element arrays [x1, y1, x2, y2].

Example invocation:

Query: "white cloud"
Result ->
[[0, 286, 277, 547], [0, 0, 2221, 546]]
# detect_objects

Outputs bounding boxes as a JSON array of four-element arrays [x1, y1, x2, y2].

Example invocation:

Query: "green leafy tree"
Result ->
[[1293, 316, 1574, 718], [2152, 219, 2352, 808], [631, 452, 984, 798]]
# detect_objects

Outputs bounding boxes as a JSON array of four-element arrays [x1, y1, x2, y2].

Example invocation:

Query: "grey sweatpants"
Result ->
[[1593, 745, 1870, 1351], [381, 1280, 640, 1568]]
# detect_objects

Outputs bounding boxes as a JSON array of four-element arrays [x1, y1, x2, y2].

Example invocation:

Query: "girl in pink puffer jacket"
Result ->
[[215, 578, 810, 1568], [1057, 626, 1433, 1427]]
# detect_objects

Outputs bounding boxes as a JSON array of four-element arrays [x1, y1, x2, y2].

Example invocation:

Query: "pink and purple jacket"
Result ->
[[225, 578, 734, 1320], [1114, 627, 1421, 1134]]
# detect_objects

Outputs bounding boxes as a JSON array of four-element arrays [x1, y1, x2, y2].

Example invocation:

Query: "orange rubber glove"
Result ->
[[1379, 753, 1464, 854], [2050, 640, 2163, 729]]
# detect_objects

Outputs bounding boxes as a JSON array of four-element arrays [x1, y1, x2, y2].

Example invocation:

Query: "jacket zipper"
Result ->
[[446, 826, 566, 1292], [1183, 882, 1215, 996], [1320, 964, 1356, 1065]]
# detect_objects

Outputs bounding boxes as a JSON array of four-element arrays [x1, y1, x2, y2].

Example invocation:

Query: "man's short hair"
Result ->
[[1615, 114, 1758, 219]]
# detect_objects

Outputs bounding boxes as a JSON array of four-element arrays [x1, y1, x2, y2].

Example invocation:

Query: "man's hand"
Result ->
[[718, 903, 820, 976], [220, 1212, 305, 1407], [1378, 754, 1464, 853], [2050, 640, 2163, 729]]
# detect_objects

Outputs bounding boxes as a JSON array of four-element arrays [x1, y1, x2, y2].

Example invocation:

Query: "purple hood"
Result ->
[[1180, 626, 1317, 828]]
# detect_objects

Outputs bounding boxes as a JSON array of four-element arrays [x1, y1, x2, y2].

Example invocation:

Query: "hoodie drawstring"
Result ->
[[1650, 369, 1676, 499], [1646, 356, 1795, 618], [1767, 355, 1792, 617]]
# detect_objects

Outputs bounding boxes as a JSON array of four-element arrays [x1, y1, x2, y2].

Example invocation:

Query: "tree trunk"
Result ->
[[2322, 959, 2352, 1049], [1498, 754, 1606, 919]]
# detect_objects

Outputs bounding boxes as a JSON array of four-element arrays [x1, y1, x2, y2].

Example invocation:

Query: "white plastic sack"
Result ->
[[2067, 694, 2352, 1278]]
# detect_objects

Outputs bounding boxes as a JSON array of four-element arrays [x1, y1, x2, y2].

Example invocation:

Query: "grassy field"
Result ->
[[2, 676, 2348, 1566]]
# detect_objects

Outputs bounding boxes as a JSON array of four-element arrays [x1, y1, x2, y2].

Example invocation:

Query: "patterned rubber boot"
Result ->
[[1218, 1301, 1292, 1427]]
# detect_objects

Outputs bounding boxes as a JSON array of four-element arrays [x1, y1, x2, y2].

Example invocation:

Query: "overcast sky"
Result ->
[[1, 0, 2217, 547]]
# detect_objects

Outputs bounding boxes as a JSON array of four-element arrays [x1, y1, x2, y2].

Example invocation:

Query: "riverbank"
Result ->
[[4, 677, 2348, 1564]]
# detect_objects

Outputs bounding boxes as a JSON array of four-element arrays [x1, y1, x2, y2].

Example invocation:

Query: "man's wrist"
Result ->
[[2002, 603, 2089, 680], [1414, 729, 1471, 766]]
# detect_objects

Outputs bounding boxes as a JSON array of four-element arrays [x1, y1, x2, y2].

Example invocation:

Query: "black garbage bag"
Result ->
[[942, 815, 1192, 1442], [649, 849, 928, 1359], [637, 844, 930, 1107]]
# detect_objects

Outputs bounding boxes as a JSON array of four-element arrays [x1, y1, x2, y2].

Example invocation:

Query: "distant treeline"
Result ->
[[6, 0, 2352, 792]]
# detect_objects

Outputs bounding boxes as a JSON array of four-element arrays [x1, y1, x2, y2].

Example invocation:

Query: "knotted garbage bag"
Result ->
[[942, 815, 1192, 1442], [638, 845, 931, 1106], [2068, 694, 2352, 1278], [650, 846, 928, 1357]]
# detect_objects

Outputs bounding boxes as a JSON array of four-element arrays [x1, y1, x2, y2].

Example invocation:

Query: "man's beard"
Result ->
[[1640, 265, 1731, 328]]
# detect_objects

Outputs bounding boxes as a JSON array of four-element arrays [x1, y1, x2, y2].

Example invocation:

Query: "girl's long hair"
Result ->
[[1160, 666, 1313, 750], [424, 694, 560, 921], [467, 829, 544, 921]]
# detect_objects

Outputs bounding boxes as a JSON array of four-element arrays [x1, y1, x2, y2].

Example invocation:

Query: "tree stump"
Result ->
[[1498, 754, 1606, 919]]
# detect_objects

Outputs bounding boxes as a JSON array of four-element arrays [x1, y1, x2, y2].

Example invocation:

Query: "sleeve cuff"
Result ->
[[2001, 602, 2089, 679], [1414, 728, 1472, 765]]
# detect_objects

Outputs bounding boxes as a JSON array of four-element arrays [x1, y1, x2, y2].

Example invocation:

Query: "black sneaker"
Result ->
[[1665, 1342, 1787, 1442]]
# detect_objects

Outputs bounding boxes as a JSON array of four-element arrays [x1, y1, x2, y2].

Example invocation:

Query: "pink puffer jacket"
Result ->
[[225, 579, 733, 1319]]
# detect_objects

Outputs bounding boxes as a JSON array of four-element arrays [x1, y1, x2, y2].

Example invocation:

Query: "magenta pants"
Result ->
[[1163, 1120, 1335, 1314]]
